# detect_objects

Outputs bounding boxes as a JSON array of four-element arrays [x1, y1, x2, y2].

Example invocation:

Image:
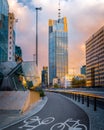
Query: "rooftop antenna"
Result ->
[[58, 0, 61, 20]]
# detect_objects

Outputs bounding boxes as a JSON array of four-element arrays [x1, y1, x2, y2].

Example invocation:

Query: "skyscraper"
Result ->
[[48, 17, 68, 84], [41, 66, 48, 88], [0, 0, 9, 62]]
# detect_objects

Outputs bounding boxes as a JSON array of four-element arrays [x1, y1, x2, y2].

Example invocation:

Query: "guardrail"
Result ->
[[49, 90, 104, 111]]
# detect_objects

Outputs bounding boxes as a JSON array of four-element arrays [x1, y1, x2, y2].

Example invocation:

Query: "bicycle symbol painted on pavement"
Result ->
[[18, 116, 55, 130], [18, 116, 87, 130], [50, 118, 87, 130]]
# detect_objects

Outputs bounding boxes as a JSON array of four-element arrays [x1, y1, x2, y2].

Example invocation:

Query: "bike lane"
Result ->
[[3, 92, 89, 130]]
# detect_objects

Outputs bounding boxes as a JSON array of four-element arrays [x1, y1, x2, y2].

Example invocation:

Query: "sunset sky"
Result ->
[[8, 0, 104, 74]]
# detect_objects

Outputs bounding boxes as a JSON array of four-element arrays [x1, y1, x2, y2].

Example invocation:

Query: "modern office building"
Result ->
[[48, 17, 68, 84], [8, 13, 15, 61], [0, 0, 9, 62], [86, 26, 104, 87], [80, 65, 86, 75], [41, 66, 48, 88]]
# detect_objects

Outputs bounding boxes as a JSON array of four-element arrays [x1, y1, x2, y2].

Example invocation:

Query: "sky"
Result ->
[[8, 0, 104, 74]]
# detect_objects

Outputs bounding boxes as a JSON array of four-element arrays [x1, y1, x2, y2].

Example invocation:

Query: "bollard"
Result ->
[[73, 93, 74, 99], [70, 93, 72, 98], [82, 95, 84, 104], [75, 94, 77, 101], [78, 94, 80, 102], [87, 96, 89, 107], [70, 93, 71, 99], [94, 97, 97, 111]]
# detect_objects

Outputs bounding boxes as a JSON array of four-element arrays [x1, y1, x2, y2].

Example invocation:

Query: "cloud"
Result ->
[[8, 0, 104, 74], [65, 0, 104, 73], [8, 0, 35, 61]]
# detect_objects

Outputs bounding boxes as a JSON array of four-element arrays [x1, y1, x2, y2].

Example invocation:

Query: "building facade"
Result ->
[[41, 66, 48, 88], [86, 26, 104, 87], [8, 13, 15, 61], [48, 17, 68, 84], [0, 0, 9, 62]]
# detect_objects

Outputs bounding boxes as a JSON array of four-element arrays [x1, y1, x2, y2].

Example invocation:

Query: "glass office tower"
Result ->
[[49, 17, 68, 84], [0, 0, 9, 61]]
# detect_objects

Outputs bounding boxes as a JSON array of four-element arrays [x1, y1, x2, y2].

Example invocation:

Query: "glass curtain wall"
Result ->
[[49, 17, 68, 84], [0, 0, 9, 62]]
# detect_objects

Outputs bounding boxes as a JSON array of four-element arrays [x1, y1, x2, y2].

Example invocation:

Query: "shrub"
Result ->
[[54, 83, 59, 88], [39, 90, 45, 97]]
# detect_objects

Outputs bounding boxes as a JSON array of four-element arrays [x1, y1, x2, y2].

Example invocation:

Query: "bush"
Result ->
[[39, 90, 45, 97], [34, 87, 45, 97], [54, 83, 59, 88]]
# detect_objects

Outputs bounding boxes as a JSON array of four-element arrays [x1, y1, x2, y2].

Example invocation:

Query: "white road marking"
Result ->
[[18, 116, 55, 130], [50, 118, 87, 130], [18, 116, 87, 130]]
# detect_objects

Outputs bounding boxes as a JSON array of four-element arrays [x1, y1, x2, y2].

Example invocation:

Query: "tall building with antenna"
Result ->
[[48, 0, 68, 85]]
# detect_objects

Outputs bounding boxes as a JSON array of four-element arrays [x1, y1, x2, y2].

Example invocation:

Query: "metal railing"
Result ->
[[49, 90, 104, 111]]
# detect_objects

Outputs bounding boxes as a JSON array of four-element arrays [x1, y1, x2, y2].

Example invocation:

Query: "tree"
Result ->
[[71, 77, 86, 88], [54, 83, 59, 88]]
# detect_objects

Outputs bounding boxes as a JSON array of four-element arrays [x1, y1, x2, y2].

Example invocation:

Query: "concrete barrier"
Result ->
[[0, 91, 40, 113], [22, 91, 40, 112]]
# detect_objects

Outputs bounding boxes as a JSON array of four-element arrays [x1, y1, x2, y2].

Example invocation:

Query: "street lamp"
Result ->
[[35, 7, 42, 66]]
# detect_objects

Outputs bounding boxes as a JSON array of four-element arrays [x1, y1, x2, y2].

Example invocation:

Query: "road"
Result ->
[[3, 92, 89, 130]]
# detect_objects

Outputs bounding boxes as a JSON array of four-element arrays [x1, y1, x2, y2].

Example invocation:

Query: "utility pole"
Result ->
[[35, 7, 42, 66]]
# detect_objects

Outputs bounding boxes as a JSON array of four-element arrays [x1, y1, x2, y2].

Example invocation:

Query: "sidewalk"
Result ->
[[0, 91, 47, 130]]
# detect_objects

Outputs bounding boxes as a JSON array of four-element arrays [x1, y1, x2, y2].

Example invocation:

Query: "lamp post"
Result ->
[[35, 7, 42, 66]]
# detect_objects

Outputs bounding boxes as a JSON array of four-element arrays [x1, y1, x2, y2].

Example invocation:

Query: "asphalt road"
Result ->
[[3, 92, 89, 130]]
